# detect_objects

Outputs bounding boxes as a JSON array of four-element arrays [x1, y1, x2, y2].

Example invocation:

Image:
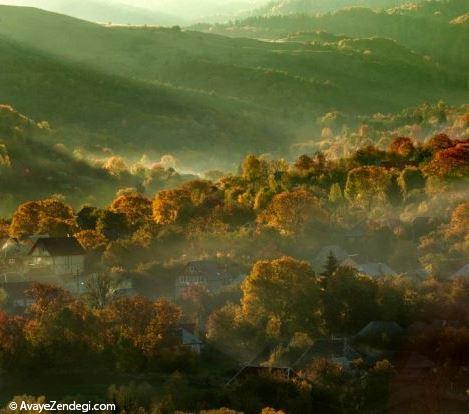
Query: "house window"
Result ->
[[8, 258, 15, 264]]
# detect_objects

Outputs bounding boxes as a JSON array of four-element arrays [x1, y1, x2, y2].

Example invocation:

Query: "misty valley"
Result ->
[[0, 1, 468, 413]]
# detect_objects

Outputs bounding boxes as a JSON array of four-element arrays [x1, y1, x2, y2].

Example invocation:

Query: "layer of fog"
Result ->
[[0, 0, 268, 24]]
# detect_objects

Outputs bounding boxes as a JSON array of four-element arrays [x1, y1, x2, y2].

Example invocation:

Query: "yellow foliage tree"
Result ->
[[257, 189, 328, 236]]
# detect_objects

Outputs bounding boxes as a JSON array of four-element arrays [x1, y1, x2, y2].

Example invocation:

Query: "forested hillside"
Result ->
[[0, 4, 466, 170], [199, 0, 469, 74], [0, 105, 137, 212], [256, 0, 417, 15]]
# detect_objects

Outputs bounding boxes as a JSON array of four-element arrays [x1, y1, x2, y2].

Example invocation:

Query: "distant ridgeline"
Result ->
[[255, 0, 426, 16], [0, 2, 466, 168], [198, 0, 469, 75]]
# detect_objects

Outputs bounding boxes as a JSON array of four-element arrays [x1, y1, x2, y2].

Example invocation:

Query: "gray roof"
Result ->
[[451, 264, 469, 279], [357, 321, 403, 338], [183, 260, 230, 282], [28, 237, 85, 257], [358, 262, 397, 277]]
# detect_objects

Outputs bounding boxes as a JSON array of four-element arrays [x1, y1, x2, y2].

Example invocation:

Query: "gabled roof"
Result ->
[[28, 237, 85, 257], [177, 328, 204, 346], [183, 260, 230, 282], [356, 321, 403, 338], [294, 338, 360, 370], [226, 365, 296, 386], [357, 262, 397, 277], [250, 338, 360, 371], [451, 264, 469, 279]]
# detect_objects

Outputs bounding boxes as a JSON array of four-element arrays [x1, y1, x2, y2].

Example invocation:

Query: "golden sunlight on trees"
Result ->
[[103, 156, 129, 176], [110, 191, 152, 227], [447, 201, 469, 238], [240, 257, 322, 339], [345, 166, 392, 210], [257, 189, 328, 236], [75, 229, 108, 253], [425, 143, 469, 179], [10, 198, 76, 237], [152, 188, 193, 225], [242, 154, 268, 184]]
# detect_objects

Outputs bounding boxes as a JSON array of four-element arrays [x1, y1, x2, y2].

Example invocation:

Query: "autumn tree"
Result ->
[[241, 155, 268, 184], [240, 257, 323, 339], [110, 191, 152, 228], [102, 296, 182, 369], [424, 133, 454, 153], [322, 266, 379, 334], [75, 230, 108, 253], [96, 209, 130, 241], [24, 284, 99, 368], [0, 311, 28, 372], [76, 205, 99, 231], [257, 189, 328, 236], [446, 201, 469, 239], [388, 137, 415, 159], [83, 273, 116, 309], [103, 156, 129, 176], [397, 166, 426, 197], [345, 166, 392, 210], [10, 198, 76, 237], [152, 188, 193, 225], [425, 143, 469, 179]]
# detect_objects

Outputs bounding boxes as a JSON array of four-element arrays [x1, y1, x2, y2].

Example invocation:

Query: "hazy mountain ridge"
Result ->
[[0, 0, 187, 24], [197, 0, 469, 74], [0, 4, 466, 170], [255, 0, 420, 16]]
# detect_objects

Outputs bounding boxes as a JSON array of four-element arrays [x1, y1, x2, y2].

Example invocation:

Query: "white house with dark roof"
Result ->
[[175, 260, 234, 297], [27, 236, 85, 277], [1, 235, 48, 281]]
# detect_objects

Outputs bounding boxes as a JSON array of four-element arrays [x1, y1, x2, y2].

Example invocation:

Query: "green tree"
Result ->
[[241, 257, 323, 339]]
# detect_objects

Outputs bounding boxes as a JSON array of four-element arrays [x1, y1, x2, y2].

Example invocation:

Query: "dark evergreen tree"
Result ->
[[322, 251, 339, 277]]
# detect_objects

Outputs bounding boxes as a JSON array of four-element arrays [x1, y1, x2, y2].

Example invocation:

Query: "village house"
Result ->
[[173, 325, 205, 354], [175, 260, 235, 297], [356, 262, 398, 278], [27, 236, 85, 278], [0, 235, 48, 281]]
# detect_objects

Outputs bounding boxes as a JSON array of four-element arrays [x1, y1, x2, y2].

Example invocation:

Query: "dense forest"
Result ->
[[0, 0, 467, 412], [1, 101, 468, 411]]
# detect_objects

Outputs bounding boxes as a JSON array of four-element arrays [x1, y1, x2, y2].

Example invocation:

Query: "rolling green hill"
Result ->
[[198, 0, 469, 74], [0, 104, 136, 214], [0, 4, 466, 170]]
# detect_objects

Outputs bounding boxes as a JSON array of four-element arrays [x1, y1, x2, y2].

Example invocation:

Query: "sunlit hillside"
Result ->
[[0, 4, 466, 171]]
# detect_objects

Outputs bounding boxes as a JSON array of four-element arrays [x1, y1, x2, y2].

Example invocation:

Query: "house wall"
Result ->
[[29, 249, 84, 276]]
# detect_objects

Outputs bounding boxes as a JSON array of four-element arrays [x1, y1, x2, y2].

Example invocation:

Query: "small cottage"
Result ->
[[27, 236, 85, 277], [175, 260, 233, 297]]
